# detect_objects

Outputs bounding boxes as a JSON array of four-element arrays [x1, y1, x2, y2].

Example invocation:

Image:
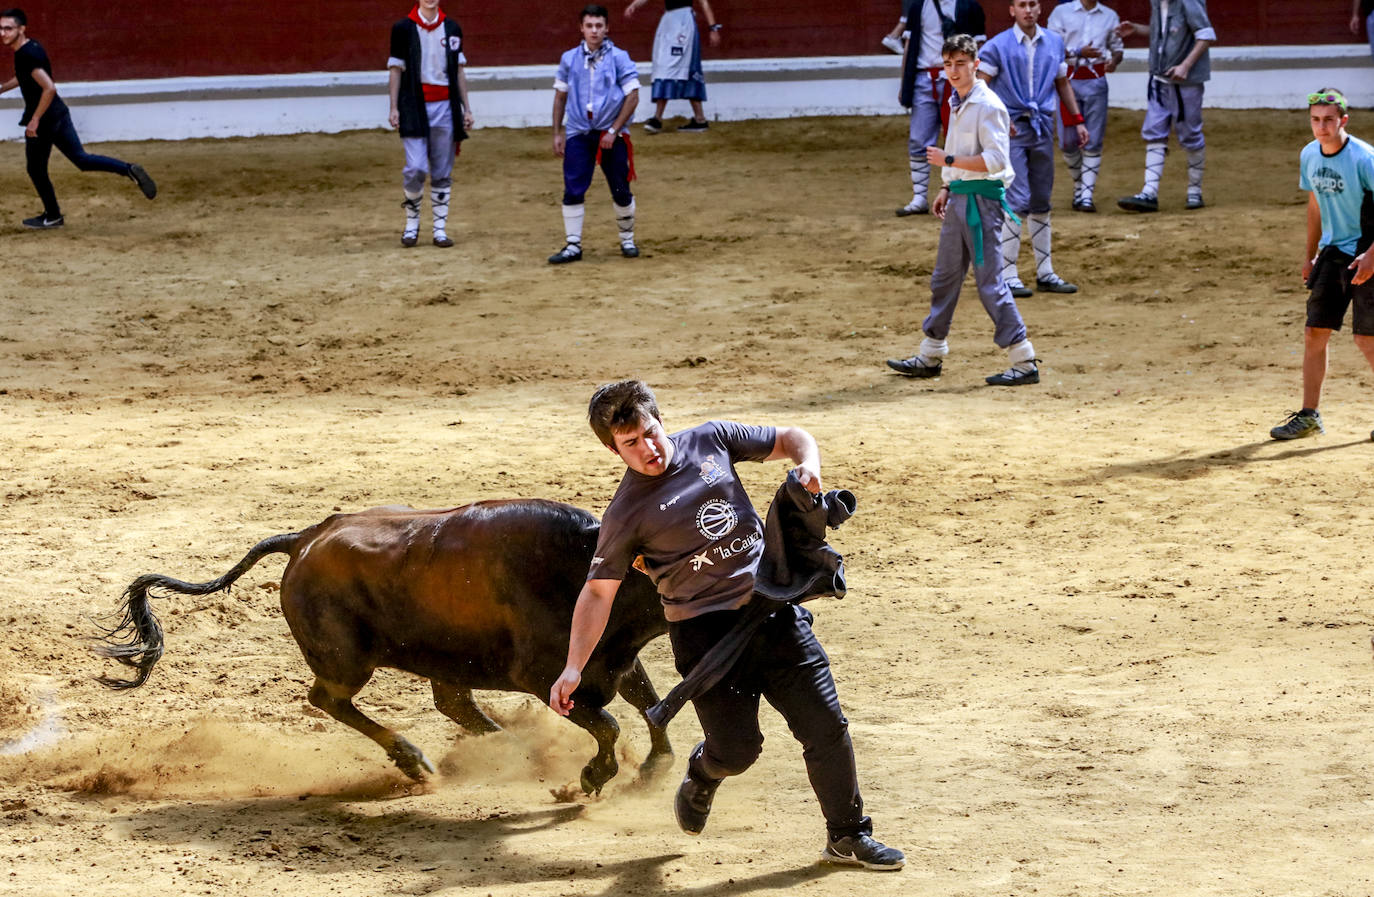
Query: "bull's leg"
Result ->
[[616, 658, 674, 766], [431, 680, 502, 735], [566, 703, 620, 795], [307, 677, 435, 781]]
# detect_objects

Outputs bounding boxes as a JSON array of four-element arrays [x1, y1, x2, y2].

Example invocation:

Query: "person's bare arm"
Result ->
[[25, 67, 55, 137], [458, 64, 473, 129], [1352, 0, 1364, 35], [602, 88, 638, 149], [1055, 74, 1091, 146], [696, 0, 721, 47], [764, 426, 822, 493], [552, 89, 568, 156], [0, 76, 17, 93], [549, 578, 622, 714], [388, 66, 402, 129], [1302, 193, 1322, 281], [1165, 37, 1212, 81]]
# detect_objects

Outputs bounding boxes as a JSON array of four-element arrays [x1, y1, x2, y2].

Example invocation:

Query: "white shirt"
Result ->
[[940, 79, 1014, 186], [387, 13, 468, 83], [1047, 0, 1123, 72], [915, 0, 959, 69]]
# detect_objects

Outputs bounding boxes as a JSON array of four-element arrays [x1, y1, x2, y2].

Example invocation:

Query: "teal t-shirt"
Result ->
[[1299, 134, 1374, 255]]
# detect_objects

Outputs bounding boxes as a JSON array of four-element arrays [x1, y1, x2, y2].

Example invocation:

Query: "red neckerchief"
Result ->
[[408, 5, 446, 31]]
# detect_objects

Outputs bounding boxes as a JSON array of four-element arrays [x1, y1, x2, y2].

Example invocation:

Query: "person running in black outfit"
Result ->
[[0, 8, 156, 229]]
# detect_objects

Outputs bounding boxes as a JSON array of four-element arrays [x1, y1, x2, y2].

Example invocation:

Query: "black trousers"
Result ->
[[668, 602, 870, 840], [26, 109, 131, 217]]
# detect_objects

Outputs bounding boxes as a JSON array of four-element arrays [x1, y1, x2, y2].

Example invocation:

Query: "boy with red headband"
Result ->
[[388, 0, 473, 248]]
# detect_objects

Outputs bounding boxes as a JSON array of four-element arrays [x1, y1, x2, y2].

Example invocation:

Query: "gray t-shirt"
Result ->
[[588, 421, 777, 622]]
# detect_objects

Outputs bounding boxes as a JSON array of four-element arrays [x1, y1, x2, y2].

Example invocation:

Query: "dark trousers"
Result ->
[[668, 602, 870, 840], [561, 130, 632, 206], [26, 109, 131, 217]]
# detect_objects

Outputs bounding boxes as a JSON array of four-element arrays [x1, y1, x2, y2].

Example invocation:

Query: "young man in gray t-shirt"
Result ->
[[548, 380, 904, 871]]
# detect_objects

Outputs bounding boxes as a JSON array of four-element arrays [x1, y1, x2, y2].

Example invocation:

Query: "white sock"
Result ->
[[430, 185, 450, 237], [918, 336, 949, 365], [1000, 216, 1023, 286], [1008, 338, 1036, 371], [1081, 151, 1101, 201], [615, 199, 636, 244], [1030, 212, 1055, 281], [909, 157, 930, 206], [1186, 146, 1205, 199], [1062, 149, 1083, 202], [1142, 143, 1166, 198], [403, 191, 422, 236], [561, 203, 585, 246]]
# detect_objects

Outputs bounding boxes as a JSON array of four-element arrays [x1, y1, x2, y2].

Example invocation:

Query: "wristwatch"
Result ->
[[944, 153, 955, 166], [709, 23, 723, 31]]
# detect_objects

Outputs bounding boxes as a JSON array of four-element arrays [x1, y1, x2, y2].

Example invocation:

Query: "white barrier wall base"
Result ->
[[0, 46, 1369, 143]]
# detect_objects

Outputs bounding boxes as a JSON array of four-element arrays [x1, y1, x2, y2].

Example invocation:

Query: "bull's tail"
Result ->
[[93, 532, 301, 690]]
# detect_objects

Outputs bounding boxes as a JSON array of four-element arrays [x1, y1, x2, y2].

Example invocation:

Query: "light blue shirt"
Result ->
[[1299, 135, 1374, 255], [554, 39, 641, 137]]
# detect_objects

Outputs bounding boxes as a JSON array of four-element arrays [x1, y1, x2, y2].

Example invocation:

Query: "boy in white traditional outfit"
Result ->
[[1047, 0, 1123, 212]]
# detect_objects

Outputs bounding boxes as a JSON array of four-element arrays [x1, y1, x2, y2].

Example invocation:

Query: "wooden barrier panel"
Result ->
[[4, 1, 1367, 82]]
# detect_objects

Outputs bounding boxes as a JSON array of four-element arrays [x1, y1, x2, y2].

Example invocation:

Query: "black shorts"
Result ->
[[1306, 246, 1374, 335]]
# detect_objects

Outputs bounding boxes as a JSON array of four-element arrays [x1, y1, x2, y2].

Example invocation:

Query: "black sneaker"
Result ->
[[895, 198, 928, 217], [22, 213, 64, 229], [548, 243, 582, 264], [674, 743, 722, 836], [1270, 409, 1323, 440], [985, 364, 1039, 386], [678, 119, 709, 133], [620, 240, 639, 258], [820, 834, 905, 871], [1117, 192, 1159, 213], [644, 117, 663, 134], [127, 163, 157, 199], [886, 355, 941, 378], [1185, 194, 1206, 210]]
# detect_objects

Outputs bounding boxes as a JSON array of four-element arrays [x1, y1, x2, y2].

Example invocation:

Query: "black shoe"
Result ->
[[400, 230, 418, 248], [548, 243, 582, 264], [22, 213, 64, 229], [886, 355, 941, 378], [1036, 276, 1078, 294], [1073, 198, 1097, 213], [1117, 192, 1159, 213], [820, 834, 905, 871], [895, 199, 929, 217], [985, 364, 1039, 386], [678, 119, 709, 133], [433, 233, 454, 248], [1185, 194, 1206, 210], [674, 743, 722, 836], [1270, 408, 1323, 440], [127, 163, 157, 199], [620, 240, 639, 258], [644, 117, 663, 134], [1008, 282, 1033, 299]]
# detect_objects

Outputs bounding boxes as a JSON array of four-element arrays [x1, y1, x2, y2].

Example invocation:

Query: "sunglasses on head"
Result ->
[[1307, 92, 1348, 111]]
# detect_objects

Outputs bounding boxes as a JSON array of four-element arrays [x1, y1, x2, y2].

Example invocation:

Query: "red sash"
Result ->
[[595, 131, 636, 182], [928, 67, 953, 136]]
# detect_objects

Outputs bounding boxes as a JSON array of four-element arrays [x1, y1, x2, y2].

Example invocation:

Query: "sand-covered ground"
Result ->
[[0, 109, 1371, 897]]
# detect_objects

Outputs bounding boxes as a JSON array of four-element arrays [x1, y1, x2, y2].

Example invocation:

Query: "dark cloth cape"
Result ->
[[898, 0, 987, 108], [390, 17, 469, 141], [645, 472, 857, 728]]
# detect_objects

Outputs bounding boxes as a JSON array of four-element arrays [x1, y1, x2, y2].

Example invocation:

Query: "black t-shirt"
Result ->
[[588, 421, 776, 622], [13, 40, 67, 126]]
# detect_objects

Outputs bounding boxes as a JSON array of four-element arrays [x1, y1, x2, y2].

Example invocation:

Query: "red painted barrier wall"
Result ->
[[1, 2, 1365, 82]]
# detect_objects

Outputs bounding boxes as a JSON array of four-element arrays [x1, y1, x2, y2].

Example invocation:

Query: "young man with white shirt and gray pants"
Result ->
[[886, 33, 1041, 386], [1047, 0, 1123, 213], [895, 0, 986, 216], [1115, 0, 1216, 212]]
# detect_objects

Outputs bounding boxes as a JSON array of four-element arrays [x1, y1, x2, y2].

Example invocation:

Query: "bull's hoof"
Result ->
[[636, 749, 675, 783], [388, 736, 436, 781], [580, 757, 619, 795]]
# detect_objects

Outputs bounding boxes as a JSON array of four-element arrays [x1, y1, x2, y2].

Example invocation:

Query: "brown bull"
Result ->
[[95, 500, 671, 793]]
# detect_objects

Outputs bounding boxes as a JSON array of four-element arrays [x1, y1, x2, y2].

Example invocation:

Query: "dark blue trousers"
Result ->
[[668, 603, 870, 840], [26, 109, 131, 217], [561, 130, 633, 206]]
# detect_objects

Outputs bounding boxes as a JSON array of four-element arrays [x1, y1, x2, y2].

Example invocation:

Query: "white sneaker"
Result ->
[[881, 35, 903, 55]]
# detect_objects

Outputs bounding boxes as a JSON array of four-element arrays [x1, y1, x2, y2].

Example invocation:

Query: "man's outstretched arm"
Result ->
[[765, 426, 822, 493], [549, 577, 622, 714]]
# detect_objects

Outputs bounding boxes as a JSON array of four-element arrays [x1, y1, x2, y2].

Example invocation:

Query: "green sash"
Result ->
[[948, 179, 1021, 266]]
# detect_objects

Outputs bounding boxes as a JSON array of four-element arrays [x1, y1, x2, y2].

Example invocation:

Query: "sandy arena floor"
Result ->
[[0, 109, 1372, 897]]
